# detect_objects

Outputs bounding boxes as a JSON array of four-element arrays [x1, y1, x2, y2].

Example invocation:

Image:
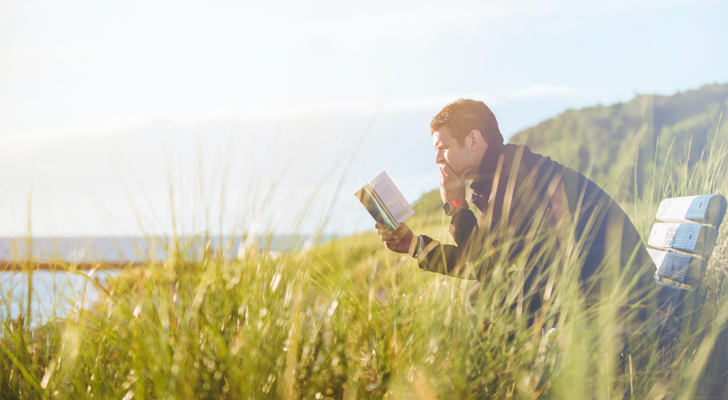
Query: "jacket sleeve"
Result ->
[[417, 207, 479, 280]]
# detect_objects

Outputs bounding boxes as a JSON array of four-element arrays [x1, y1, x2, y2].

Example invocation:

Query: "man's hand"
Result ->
[[375, 222, 416, 255], [439, 164, 472, 203]]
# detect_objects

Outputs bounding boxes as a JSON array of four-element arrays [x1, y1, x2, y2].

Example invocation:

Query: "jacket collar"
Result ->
[[470, 140, 505, 195]]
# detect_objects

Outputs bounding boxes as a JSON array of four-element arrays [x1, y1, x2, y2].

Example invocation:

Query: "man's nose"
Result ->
[[435, 151, 444, 164]]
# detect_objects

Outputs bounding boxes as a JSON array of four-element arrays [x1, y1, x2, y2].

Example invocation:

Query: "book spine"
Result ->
[[367, 183, 400, 229]]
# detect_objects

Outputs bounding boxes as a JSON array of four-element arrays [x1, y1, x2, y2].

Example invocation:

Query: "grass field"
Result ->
[[3, 131, 728, 399]]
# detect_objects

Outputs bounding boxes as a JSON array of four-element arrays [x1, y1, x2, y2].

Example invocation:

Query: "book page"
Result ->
[[355, 185, 399, 230], [369, 171, 415, 223]]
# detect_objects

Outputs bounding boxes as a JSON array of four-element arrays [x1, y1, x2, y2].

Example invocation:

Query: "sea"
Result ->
[[0, 234, 330, 327]]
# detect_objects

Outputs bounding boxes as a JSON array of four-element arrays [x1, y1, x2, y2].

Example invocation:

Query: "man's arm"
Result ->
[[449, 206, 478, 247], [417, 207, 478, 279], [413, 163, 479, 278], [376, 160, 480, 280], [375, 163, 481, 279], [375, 219, 478, 281]]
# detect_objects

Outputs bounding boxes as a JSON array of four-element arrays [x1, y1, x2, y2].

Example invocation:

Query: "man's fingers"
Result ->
[[439, 164, 452, 178], [440, 163, 456, 177], [379, 225, 408, 236], [377, 227, 393, 235], [393, 223, 409, 235], [376, 221, 410, 253]]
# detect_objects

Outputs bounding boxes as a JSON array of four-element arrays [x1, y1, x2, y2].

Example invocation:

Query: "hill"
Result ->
[[5, 84, 728, 399], [509, 83, 728, 200]]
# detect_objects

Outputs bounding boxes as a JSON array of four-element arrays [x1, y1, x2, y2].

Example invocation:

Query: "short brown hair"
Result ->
[[430, 99, 503, 147]]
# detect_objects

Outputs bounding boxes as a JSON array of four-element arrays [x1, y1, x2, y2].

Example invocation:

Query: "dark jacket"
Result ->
[[418, 142, 656, 326]]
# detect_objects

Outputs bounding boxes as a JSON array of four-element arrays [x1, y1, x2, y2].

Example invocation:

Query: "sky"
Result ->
[[0, 0, 727, 237]]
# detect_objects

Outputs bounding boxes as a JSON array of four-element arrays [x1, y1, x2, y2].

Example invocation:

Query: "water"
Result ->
[[0, 235, 325, 263], [1, 269, 120, 328], [0, 234, 331, 327]]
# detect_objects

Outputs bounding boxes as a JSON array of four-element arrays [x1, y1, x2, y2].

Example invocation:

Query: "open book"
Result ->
[[355, 171, 415, 231]]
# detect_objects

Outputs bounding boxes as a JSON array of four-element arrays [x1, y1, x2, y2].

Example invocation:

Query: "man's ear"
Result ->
[[469, 130, 482, 151]]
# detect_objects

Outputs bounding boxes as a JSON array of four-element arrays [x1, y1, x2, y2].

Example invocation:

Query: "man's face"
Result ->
[[432, 127, 474, 177]]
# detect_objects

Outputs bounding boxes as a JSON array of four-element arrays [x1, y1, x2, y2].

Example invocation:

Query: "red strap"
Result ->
[[450, 199, 468, 208]]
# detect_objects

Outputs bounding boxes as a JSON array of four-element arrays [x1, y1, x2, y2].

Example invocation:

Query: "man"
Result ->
[[375, 99, 657, 350]]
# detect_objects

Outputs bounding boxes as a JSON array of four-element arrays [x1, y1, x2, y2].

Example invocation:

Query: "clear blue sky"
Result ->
[[1, 0, 726, 236]]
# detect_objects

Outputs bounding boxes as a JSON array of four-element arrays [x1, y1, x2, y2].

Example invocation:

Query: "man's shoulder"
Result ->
[[504, 143, 612, 200], [502, 143, 561, 176], [503, 143, 552, 164], [505, 143, 593, 180]]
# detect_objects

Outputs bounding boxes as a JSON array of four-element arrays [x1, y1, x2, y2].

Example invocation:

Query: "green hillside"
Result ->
[[509, 83, 728, 200], [4, 85, 728, 399]]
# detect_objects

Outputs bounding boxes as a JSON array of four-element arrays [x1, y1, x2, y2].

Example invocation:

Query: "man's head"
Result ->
[[430, 99, 502, 179]]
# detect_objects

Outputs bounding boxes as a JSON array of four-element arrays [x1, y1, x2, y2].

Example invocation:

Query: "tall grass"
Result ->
[[2, 120, 728, 399]]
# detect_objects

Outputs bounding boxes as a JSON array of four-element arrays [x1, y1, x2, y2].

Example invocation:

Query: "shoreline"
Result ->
[[0, 260, 144, 271]]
